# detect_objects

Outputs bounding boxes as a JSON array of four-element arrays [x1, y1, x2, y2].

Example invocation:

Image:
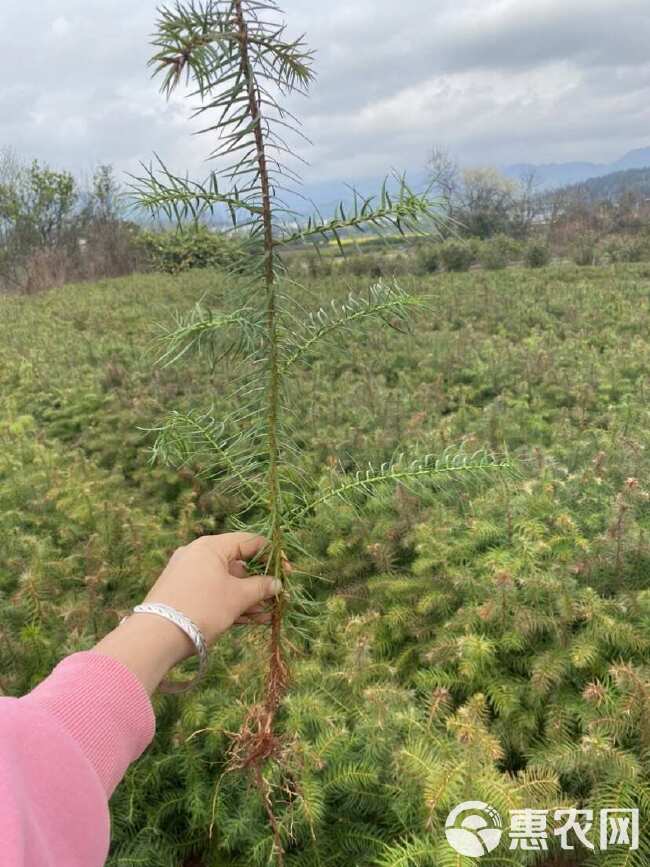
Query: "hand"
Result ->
[[142, 532, 284, 653], [93, 532, 285, 695]]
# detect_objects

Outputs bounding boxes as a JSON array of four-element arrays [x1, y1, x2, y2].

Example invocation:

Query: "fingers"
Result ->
[[229, 559, 248, 579], [192, 533, 295, 576], [195, 533, 294, 569], [197, 532, 269, 565], [229, 532, 270, 563], [234, 611, 273, 626], [246, 602, 268, 613], [234, 601, 273, 626], [238, 574, 283, 610]]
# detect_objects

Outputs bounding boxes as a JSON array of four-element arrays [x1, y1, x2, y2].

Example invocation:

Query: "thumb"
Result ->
[[238, 574, 283, 609]]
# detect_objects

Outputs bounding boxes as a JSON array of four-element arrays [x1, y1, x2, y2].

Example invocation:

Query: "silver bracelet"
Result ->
[[120, 602, 208, 694]]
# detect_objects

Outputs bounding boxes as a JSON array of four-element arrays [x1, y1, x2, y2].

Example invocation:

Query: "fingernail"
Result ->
[[270, 578, 283, 595]]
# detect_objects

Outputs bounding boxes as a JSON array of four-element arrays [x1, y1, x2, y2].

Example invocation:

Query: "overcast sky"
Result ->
[[1, 0, 649, 192]]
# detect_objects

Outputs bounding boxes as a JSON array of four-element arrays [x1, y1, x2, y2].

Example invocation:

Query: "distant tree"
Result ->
[[458, 167, 517, 238], [0, 149, 22, 252], [427, 146, 460, 226], [0, 159, 78, 248], [0, 158, 78, 291], [509, 167, 542, 238], [90, 164, 124, 224], [426, 149, 542, 240], [544, 184, 606, 249], [0, 148, 22, 194], [0, 156, 141, 293]]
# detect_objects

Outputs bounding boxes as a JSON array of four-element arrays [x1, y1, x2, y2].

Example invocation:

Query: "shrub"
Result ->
[[479, 235, 512, 270], [571, 235, 598, 266], [415, 242, 440, 273], [342, 253, 384, 278], [139, 226, 250, 274], [440, 239, 474, 272], [287, 252, 333, 278], [525, 241, 551, 268], [604, 237, 647, 263], [622, 240, 646, 262]]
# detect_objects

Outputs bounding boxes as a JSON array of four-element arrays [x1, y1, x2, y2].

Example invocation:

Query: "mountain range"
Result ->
[[288, 147, 650, 216], [504, 146, 650, 190]]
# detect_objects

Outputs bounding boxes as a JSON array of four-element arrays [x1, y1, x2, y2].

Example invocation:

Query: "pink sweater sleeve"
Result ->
[[0, 651, 156, 867]]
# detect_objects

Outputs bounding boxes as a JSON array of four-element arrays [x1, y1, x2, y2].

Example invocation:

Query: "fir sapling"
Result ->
[[132, 1, 511, 860]]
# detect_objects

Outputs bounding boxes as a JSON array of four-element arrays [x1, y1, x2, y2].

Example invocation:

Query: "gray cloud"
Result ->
[[1, 0, 649, 195]]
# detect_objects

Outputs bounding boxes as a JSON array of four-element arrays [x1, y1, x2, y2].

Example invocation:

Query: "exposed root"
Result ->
[[254, 765, 285, 867], [229, 597, 289, 769], [227, 596, 290, 865]]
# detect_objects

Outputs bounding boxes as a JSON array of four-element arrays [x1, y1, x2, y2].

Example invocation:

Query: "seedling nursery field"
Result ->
[[2, 261, 650, 866]]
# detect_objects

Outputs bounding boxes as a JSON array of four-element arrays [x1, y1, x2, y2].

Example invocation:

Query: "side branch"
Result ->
[[149, 409, 262, 501], [128, 158, 263, 226], [293, 451, 514, 521], [276, 178, 444, 251], [283, 280, 424, 368], [155, 302, 261, 367]]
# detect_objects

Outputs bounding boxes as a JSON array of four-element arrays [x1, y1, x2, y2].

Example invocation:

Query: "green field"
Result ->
[[2, 262, 650, 866]]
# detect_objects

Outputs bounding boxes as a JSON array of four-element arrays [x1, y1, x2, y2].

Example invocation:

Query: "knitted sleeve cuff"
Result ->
[[20, 650, 156, 798]]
